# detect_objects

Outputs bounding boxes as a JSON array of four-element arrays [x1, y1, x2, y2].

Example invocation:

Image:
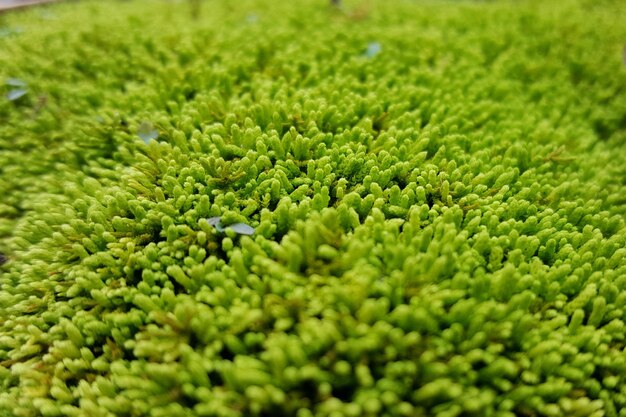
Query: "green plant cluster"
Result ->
[[1, 0, 625, 416]]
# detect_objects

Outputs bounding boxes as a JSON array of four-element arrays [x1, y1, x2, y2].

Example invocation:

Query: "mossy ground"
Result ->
[[1, 0, 626, 416]]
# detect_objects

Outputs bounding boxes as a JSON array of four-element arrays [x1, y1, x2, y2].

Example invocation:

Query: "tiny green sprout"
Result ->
[[137, 121, 158, 143], [543, 146, 576, 163]]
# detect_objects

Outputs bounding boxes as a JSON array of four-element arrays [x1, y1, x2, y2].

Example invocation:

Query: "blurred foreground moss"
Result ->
[[1, 0, 626, 416]]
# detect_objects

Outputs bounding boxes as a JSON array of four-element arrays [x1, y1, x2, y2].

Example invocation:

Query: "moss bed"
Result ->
[[1, 0, 626, 416]]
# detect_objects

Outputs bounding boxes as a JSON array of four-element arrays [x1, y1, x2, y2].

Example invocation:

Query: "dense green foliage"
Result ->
[[1, 0, 626, 416]]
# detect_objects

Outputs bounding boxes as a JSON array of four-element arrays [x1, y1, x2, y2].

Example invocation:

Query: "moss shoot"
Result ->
[[1, 0, 625, 416]]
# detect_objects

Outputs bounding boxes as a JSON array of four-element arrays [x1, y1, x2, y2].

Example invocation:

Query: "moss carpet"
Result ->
[[1, 0, 626, 416]]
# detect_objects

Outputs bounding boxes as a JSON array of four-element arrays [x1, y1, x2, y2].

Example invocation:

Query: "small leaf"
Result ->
[[246, 13, 259, 24], [229, 223, 255, 235], [137, 121, 158, 143], [6, 78, 27, 87], [206, 217, 222, 226], [7, 89, 27, 101], [39, 11, 55, 21], [364, 42, 381, 58], [0, 27, 22, 39], [206, 217, 225, 232]]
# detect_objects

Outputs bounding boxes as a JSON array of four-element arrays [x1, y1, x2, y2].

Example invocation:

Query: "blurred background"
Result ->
[[0, 0, 55, 11]]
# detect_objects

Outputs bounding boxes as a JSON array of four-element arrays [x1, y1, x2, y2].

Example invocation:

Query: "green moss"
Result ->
[[0, 0, 625, 416]]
